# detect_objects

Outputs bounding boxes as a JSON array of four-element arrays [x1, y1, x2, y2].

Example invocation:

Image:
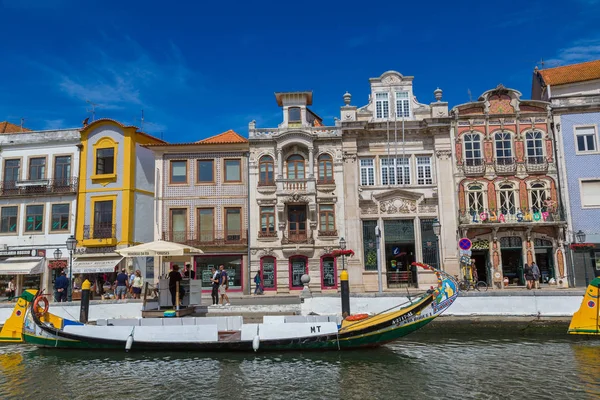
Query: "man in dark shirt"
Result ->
[[168, 265, 185, 307], [54, 271, 69, 302], [183, 263, 196, 279], [218, 264, 230, 306], [115, 269, 129, 300]]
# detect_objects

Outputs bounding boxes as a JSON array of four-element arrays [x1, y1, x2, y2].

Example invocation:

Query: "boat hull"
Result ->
[[568, 277, 600, 335]]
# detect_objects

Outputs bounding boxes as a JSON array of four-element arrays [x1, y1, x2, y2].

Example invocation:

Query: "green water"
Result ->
[[1, 333, 599, 400]]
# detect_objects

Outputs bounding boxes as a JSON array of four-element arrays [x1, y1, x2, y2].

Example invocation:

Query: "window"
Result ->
[[197, 208, 214, 242], [289, 256, 307, 289], [96, 148, 115, 175], [260, 206, 276, 235], [581, 180, 600, 208], [530, 182, 548, 213], [498, 183, 517, 215], [170, 160, 187, 184], [495, 132, 513, 165], [170, 209, 187, 242], [321, 256, 337, 288], [3, 159, 20, 183], [288, 107, 301, 122], [0, 206, 17, 233], [259, 156, 274, 185], [286, 155, 305, 179], [464, 133, 483, 166], [467, 184, 485, 214], [375, 92, 389, 119], [319, 205, 336, 233], [29, 157, 46, 180], [575, 126, 597, 153], [360, 158, 375, 186], [225, 208, 242, 241], [54, 156, 71, 182], [224, 159, 241, 182], [362, 220, 378, 271], [93, 200, 113, 238], [381, 158, 410, 185], [51, 204, 70, 231], [526, 131, 544, 164], [25, 205, 44, 232], [318, 154, 333, 183], [395, 91, 410, 118], [197, 160, 214, 183], [416, 156, 432, 185], [260, 256, 276, 290]]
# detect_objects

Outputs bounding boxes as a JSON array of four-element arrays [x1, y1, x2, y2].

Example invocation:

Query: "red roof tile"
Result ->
[[538, 59, 600, 86], [0, 121, 31, 134], [196, 130, 248, 144]]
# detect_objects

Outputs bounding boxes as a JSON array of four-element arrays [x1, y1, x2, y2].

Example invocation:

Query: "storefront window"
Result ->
[[260, 256, 276, 290], [289, 256, 307, 289], [195, 255, 243, 291], [22, 274, 41, 291], [384, 219, 416, 287], [321, 256, 336, 288]]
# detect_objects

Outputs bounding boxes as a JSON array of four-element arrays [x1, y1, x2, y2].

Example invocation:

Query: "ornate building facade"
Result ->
[[340, 71, 458, 291], [248, 92, 345, 294], [452, 85, 568, 288]]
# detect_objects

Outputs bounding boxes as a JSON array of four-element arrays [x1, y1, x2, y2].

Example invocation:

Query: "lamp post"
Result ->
[[576, 230, 589, 286], [339, 237, 347, 270], [375, 225, 383, 293], [432, 219, 441, 269], [339, 237, 350, 316], [66, 235, 78, 302]]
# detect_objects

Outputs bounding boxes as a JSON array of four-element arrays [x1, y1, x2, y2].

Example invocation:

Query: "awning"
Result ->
[[71, 257, 124, 274], [0, 257, 44, 275]]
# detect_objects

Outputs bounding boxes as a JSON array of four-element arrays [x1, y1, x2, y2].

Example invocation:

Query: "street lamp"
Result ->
[[432, 219, 442, 269], [576, 230, 589, 286], [66, 235, 78, 302], [339, 237, 347, 271], [53, 248, 62, 260]]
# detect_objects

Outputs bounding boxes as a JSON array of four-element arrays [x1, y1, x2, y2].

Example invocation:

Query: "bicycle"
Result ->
[[458, 277, 488, 292]]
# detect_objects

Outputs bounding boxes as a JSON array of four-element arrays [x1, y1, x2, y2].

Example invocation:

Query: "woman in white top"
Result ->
[[131, 270, 144, 299]]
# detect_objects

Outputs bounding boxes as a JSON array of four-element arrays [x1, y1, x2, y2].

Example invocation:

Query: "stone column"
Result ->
[[277, 148, 283, 179], [308, 147, 314, 178]]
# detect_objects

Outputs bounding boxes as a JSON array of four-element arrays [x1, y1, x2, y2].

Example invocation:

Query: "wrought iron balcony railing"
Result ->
[[282, 229, 315, 244], [0, 177, 78, 197], [494, 158, 516, 174], [463, 159, 485, 176], [83, 223, 117, 240], [525, 156, 549, 173], [258, 230, 278, 238], [458, 206, 566, 224], [318, 229, 338, 237], [162, 230, 248, 246]]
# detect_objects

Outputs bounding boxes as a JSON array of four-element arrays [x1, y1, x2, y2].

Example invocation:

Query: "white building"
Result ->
[[0, 124, 81, 296], [248, 92, 346, 293]]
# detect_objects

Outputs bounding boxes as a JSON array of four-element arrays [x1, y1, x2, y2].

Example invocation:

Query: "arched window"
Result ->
[[495, 132, 513, 165], [463, 133, 483, 166], [318, 153, 333, 183], [526, 131, 544, 164], [498, 183, 517, 215], [260, 256, 276, 290], [530, 182, 548, 213], [258, 155, 274, 185], [288, 107, 301, 122], [321, 256, 337, 289], [467, 184, 485, 214], [287, 155, 305, 179]]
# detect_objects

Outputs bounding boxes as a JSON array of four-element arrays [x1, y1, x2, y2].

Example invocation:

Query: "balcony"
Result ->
[[258, 230, 278, 238], [463, 159, 485, 176], [276, 178, 315, 194], [162, 230, 248, 247], [494, 158, 516, 175], [525, 156, 548, 174], [282, 230, 315, 245], [458, 206, 566, 225], [0, 177, 78, 197], [318, 229, 338, 237], [83, 223, 117, 246]]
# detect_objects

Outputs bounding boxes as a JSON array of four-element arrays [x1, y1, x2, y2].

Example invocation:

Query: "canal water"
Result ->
[[1, 333, 599, 400]]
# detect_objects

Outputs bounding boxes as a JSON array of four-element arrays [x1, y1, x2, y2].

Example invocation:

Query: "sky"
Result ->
[[1, 0, 599, 142]]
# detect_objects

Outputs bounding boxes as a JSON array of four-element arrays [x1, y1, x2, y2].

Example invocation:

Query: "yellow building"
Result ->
[[73, 119, 165, 285]]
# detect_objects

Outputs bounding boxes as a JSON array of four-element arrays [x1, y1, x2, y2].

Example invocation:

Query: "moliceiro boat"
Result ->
[[23, 262, 458, 352], [568, 277, 600, 335]]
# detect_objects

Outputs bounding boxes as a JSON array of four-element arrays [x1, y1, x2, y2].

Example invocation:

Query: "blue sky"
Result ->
[[1, 0, 599, 142]]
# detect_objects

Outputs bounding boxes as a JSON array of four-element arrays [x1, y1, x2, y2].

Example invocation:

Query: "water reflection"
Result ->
[[0, 338, 599, 400]]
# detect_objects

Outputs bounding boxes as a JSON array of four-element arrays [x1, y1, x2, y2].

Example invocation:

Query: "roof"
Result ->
[[196, 129, 248, 144], [0, 121, 31, 134], [274, 91, 313, 106], [81, 118, 166, 144], [538, 59, 600, 86]]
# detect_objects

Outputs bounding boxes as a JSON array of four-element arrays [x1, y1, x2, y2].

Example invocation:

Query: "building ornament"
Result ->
[[379, 198, 417, 214], [343, 152, 357, 162], [259, 248, 276, 257], [321, 246, 334, 256], [435, 150, 452, 160]]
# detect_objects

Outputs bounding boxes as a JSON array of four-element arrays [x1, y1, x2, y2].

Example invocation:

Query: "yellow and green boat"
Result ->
[[568, 277, 600, 335]]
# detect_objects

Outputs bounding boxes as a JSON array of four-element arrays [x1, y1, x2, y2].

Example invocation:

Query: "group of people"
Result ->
[[524, 262, 541, 290], [52, 268, 145, 302], [209, 265, 230, 306]]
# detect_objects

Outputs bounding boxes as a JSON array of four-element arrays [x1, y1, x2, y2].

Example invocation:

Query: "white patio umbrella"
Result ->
[[116, 240, 204, 257]]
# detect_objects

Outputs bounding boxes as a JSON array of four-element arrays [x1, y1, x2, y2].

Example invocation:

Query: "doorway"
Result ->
[[534, 239, 555, 283], [288, 205, 306, 242], [472, 250, 489, 284]]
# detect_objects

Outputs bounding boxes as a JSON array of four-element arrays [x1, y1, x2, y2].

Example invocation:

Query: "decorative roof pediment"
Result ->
[[373, 189, 421, 215], [274, 130, 313, 143], [372, 189, 423, 202]]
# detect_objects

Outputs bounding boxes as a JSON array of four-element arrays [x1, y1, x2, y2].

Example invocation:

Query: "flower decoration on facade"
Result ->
[[570, 243, 595, 250], [543, 199, 557, 212], [331, 249, 355, 258]]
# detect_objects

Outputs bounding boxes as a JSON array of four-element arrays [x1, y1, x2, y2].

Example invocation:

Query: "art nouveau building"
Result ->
[[340, 71, 458, 291], [452, 85, 568, 288], [248, 92, 345, 293]]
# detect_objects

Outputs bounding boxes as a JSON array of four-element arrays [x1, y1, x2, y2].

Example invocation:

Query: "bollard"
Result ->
[[340, 270, 350, 318], [80, 279, 91, 323]]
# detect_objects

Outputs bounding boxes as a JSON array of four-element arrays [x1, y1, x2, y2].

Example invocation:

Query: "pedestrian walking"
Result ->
[[531, 262, 541, 289], [54, 271, 69, 302], [524, 263, 534, 290], [254, 272, 263, 295], [131, 270, 144, 299], [114, 269, 129, 300], [5, 277, 16, 301], [218, 265, 230, 306], [210, 267, 220, 305]]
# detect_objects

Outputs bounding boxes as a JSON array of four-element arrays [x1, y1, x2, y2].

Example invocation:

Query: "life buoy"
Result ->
[[33, 296, 49, 317], [345, 313, 369, 322]]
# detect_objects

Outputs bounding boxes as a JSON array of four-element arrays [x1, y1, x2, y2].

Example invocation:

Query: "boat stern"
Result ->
[[568, 277, 600, 335], [0, 289, 37, 343]]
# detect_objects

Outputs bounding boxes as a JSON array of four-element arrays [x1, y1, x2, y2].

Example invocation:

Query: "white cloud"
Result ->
[[545, 37, 600, 66], [43, 119, 67, 130]]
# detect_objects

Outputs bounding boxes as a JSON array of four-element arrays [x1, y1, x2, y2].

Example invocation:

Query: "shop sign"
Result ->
[[75, 246, 117, 255], [467, 210, 551, 224], [0, 249, 45, 258]]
